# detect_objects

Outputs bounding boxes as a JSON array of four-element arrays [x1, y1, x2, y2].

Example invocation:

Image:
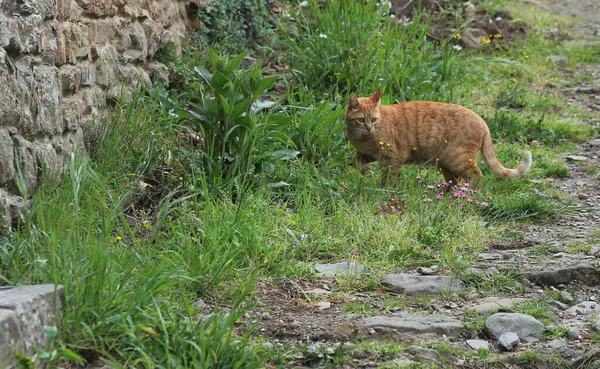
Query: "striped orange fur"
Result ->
[[345, 91, 532, 186]]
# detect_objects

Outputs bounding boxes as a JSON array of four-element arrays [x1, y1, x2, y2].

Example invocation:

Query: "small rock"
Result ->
[[547, 55, 569, 67], [194, 299, 207, 309], [567, 327, 581, 340], [578, 193, 590, 200], [313, 262, 365, 280], [590, 296, 597, 301], [261, 312, 271, 320], [289, 320, 300, 328], [548, 299, 570, 310], [538, 338, 579, 359], [498, 332, 520, 351], [466, 339, 491, 351], [589, 139, 600, 146], [316, 301, 331, 310], [565, 155, 588, 162], [408, 346, 439, 364], [478, 252, 501, 260], [368, 328, 376, 335], [472, 297, 529, 314], [530, 140, 539, 148], [486, 267, 499, 275], [485, 313, 545, 343], [240, 56, 258, 69], [560, 290, 575, 303], [305, 288, 332, 295], [566, 302, 597, 315], [262, 342, 274, 349], [416, 267, 435, 275], [381, 274, 463, 295]]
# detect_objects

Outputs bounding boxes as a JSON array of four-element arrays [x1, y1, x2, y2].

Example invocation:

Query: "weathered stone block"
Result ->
[[0, 51, 34, 132], [35, 139, 64, 178], [33, 64, 63, 135], [142, 18, 166, 59], [60, 64, 82, 93], [0, 285, 63, 364], [56, 0, 74, 21], [116, 23, 148, 62], [148, 61, 169, 86], [0, 189, 25, 228], [76, 0, 117, 17], [86, 18, 112, 45], [0, 129, 14, 185], [63, 23, 90, 63], [79, 61, 96, 86], [0, 14, 43, 54], [62, 97, 85, 130], [1, 0, 56, 19], [11, 135, 38, 195], [94, 44, 118, 88], [40, 21, 67, 66]]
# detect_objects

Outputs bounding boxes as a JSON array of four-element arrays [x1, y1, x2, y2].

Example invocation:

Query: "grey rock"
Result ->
[[382, 274, 463, 295], [466, 339, 491, 351], [524, 263, 600, 287], [485, 313, 545, 342], [471, 297, 529, 314], [547, 54, 569, 67], [313, 262, 365, 280], [566, 301, 597, 315], [305, 288, 332, 295], [241, 56, 258, 69], [361, 314, 464, 338], [148, 62, 170, 87], [416, 267, 435, 275], [60, 64, 82, 93], [497, 332, 520, 350], [0, 189, 25, 229], [460, 28, 488, 49], [478, 252, 501, 260], [567, 326, 580, 340], [0, 128, 14, 185], [316, 301, 331, 310], [560, 290, 575, 303], [0, 285, 63, 366], [564, 155, 588, 162], [408, 346, 439, 364], [590, 139, 600, 146], [391, 357, 415, 366], [548, 299, 570, 310], [262, 342, 273, 349], [537, 338, 579, 359]]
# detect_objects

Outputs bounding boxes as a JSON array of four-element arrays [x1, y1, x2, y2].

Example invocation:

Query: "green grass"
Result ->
[[1, 0, 598, 366]]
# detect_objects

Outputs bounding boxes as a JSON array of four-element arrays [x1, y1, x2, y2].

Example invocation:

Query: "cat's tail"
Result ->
[[481, 130, 532, 179]]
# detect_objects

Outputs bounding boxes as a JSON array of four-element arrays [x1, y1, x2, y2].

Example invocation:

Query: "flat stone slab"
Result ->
[[382, 274, 464, 295], [0, 284, 63, 367], [565, 301, 597, 316], [313, 262, 365, 280], [523, 263, 600, 287], [466, 339, 491, 351], [361, 314, 465, 338], [471, 297, 530, 314]]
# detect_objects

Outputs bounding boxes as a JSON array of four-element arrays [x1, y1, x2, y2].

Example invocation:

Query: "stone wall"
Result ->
[[0, 0, 205, 228]]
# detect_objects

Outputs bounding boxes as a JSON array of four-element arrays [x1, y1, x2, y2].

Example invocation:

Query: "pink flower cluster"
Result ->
[[419, 176, 490, 208]]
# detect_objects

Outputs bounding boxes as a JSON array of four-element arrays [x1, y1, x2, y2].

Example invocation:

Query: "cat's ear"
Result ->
[[370, 90, 382, 104], [348, 93, 359, 110]]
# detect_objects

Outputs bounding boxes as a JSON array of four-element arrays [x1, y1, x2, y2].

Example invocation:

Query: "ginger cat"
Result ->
[[345, 91, 532, 186]]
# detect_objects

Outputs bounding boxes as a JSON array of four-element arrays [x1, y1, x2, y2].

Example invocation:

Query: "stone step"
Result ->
[[0, 284, 63, 367]]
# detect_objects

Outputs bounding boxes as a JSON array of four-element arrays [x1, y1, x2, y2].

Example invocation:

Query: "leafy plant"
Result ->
[[176, 50, 294, 189]]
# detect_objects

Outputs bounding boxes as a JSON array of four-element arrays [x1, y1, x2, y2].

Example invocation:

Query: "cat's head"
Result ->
[[345, 91, 381, 134]]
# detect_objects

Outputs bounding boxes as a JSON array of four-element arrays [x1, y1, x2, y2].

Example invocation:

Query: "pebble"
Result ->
[[289, 320, 300, 328], [578, 193, 590, 200], [567, 327, 581, 340], [316, 301, 331, 310], [262, 342, 274, 349], [498, 332, 520, 350], [560, 290, 575, 303], [261, 312, 272, 320]]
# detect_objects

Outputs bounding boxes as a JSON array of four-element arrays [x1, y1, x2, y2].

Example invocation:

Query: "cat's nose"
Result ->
[[365, 125, 372, 131]]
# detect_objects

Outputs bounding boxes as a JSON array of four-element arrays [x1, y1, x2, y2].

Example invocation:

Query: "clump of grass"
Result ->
[[539, 161, 570, 178]]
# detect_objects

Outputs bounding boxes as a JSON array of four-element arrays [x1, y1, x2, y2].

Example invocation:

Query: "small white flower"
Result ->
[[168, 109, 178, 118], [299, 1, 308, 7], [488, 18, 493, 24], [390, 14, 395, 18], [319, 33, 328, 39], [282, 12, 290, 18], [495, 16, 502, 21], [452, 44, 462, 51]]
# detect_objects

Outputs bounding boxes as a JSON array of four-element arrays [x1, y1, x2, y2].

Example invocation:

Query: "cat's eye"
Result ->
[[371, 118, 378, 123], [357, 118, 365, 123]]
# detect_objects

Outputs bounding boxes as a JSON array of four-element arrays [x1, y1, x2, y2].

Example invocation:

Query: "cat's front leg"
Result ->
[[349, 152, 376, 174], [380, 161, 401, 187]]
